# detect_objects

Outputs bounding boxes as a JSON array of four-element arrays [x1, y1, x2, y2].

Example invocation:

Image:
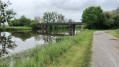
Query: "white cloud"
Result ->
[[3, 0, 119, 21]]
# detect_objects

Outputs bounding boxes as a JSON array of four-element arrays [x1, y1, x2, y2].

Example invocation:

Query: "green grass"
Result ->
[[0, 26, 32, 31], [0, 30, 94, 67], [110, 29, 119, 38], [47, 30, 94, 67]]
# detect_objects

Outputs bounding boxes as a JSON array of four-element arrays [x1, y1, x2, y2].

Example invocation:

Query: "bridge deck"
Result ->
[[38, 22, 82, 25]]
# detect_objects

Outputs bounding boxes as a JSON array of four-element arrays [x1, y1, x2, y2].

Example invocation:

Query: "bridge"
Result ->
[[37, 22, 82, 35]]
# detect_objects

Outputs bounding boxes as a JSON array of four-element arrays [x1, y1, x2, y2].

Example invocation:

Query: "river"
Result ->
[[0, 29, 79, 57]]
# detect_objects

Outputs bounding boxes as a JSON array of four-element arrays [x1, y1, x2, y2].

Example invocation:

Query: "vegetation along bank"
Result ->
[[0, 30, 94, 67]]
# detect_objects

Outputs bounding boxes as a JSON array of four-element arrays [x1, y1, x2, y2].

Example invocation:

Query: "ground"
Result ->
[[92, 31, 119, 67]]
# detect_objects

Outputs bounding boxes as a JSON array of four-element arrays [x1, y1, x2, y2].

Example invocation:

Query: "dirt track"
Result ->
[[92, 31, 119, 67]]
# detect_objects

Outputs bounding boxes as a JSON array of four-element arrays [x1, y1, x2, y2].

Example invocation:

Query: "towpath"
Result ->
[[92, 31, 119, 67]]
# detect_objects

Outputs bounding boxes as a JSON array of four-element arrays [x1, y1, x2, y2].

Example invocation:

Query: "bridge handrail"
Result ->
[[38, 22, 82, 25]]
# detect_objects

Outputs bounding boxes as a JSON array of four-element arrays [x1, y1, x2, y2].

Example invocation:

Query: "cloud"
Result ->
[[100, 0, 119, 10], [4, 0, 119, 21]]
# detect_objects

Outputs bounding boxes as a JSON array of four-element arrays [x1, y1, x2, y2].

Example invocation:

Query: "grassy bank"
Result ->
[[0, 30, 94, 67], [110, 29, 119, 38], [0, 26, 32, 31]]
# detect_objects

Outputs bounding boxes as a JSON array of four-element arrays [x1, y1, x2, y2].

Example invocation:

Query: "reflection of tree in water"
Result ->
[[48, 29, 70, 34], [10, 31, 56, 43], [38, 29, 71, 43], [43, 35, 56, 43], [40, 29, 71, 43], [0, 32, 17, 57], [10, 31, 38, 41]]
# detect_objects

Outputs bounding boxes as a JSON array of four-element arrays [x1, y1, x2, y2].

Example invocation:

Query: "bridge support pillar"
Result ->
[[46, 25, 48, 33], [42, 25, 45, 33], [42, 25, 48, 33], [70, 25, 75, 35]]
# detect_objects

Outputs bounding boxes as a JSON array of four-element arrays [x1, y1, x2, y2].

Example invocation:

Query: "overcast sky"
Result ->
[[3, 0, 119, 21]]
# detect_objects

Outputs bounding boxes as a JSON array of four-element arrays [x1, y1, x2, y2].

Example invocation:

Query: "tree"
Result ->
[[102, 10, 119, 29], [42, 12, 65, 23], [116, 7, 119, 12], [30, 16, 41, 29], [68, 19, 73, 23], [103, 12, 114, 28], [10, 16, 32, 26], [34, 16, 41, 23], [0, 0, 16, 26], [113, 15, 119, 28], [82, 6, 103, 29]]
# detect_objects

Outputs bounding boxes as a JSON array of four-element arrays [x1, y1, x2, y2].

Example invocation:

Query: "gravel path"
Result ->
[[92, 31, 119, 67]]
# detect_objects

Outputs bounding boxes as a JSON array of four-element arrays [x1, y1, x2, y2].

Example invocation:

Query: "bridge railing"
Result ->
[[38, 22, 82, 25]]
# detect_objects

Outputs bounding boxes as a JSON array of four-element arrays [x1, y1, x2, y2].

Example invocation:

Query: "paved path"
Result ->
[[92, 31, 119, 67]]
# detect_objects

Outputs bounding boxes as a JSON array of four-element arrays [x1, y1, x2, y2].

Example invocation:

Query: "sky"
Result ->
[[3, 0, 119, 21]]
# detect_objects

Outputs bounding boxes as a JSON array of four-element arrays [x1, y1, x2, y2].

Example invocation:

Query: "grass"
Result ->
[[47, 30, 94, 67], [0, 26, 32, 31], [110, 29, 119, 38], [0, 30, 94, 67]]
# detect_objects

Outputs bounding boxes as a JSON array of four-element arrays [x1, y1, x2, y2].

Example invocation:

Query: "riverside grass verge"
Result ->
[[0, 26, 32, 31], [0, 30, 94, 67], [110, 29, 119, 38]]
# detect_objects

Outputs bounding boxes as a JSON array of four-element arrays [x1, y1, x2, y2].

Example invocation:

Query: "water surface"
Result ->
[[0, 29, 77, 57]]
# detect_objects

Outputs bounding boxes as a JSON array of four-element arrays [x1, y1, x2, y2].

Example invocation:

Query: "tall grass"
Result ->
[[48, 29, 94, 67], [0, 30, 94, 67]]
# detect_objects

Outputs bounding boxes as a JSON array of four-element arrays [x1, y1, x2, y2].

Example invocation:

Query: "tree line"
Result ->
[[0, 0, 73, 29], [82, 6, 119, 29], [9, 12, 73, 29]]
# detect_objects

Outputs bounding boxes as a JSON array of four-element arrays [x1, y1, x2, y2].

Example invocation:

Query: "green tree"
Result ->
[[30, 16, 40, 29], [0, 0, 16, 26], [102, 12, 113, 28], [116, 7, 119, 12], [103, 10, 119, 29], [10, 16, 32, 26], [82, 6, 103, 29], [19, 16, 32, 26], [113, 15, 119, 28], [42, 12, 65, 23], [68, 19, 73, 23]]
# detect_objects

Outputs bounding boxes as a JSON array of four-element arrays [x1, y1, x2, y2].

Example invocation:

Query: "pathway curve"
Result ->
[[92, 31, 119, 67]]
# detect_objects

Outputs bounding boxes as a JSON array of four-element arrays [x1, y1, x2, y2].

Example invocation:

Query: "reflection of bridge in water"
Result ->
[[38, 22, 82, 35], [38, 33, 68, 36], [39, 33, 67, 36]]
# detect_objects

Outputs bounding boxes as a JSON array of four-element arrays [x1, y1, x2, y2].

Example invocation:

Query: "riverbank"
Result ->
[[0, 30, 94, 67], [0, 26, 32, 31]]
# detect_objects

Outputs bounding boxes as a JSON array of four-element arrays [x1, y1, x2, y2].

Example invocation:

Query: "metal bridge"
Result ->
[[37, 22, 82, 35]]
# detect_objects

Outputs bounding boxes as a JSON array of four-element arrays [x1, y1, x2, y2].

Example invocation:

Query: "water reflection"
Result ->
[[0, 29, 76, 57], [10, 31, 38, 41], [0, 33, 17, 57]]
